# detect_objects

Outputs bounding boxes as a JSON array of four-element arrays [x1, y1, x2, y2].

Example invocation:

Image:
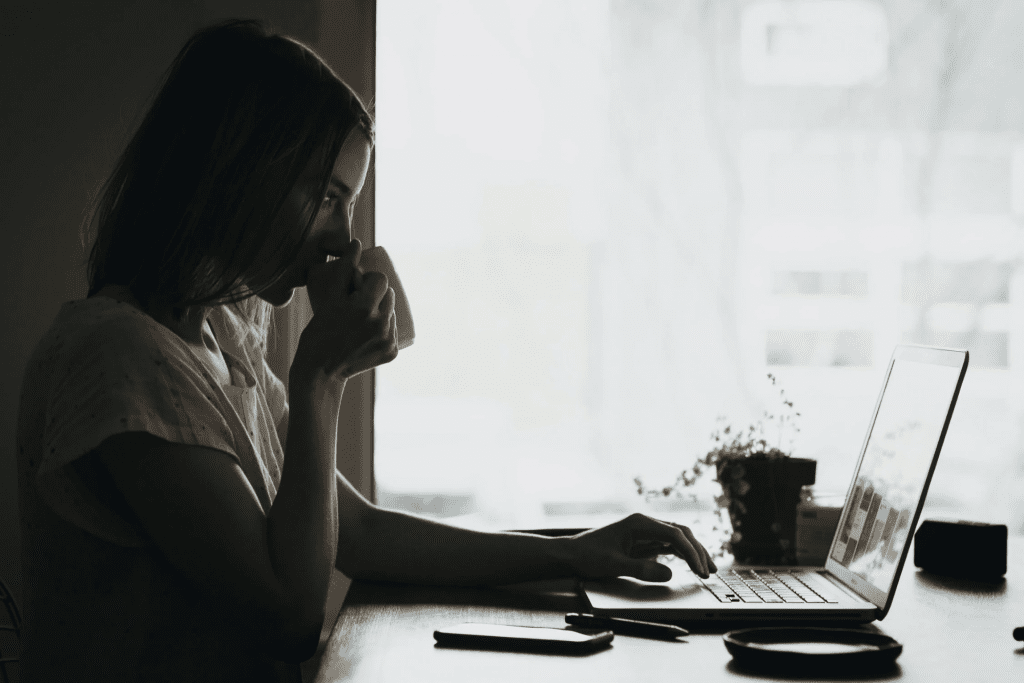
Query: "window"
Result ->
[[740, 0, 888, 86], [374, 0, 1024, 537]]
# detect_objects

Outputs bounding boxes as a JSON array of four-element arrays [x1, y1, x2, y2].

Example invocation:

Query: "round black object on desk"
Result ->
[[723, 627, 902, 675]]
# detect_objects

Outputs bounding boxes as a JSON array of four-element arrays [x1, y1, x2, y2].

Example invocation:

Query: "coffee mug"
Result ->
[[359, 245, 415, 350]]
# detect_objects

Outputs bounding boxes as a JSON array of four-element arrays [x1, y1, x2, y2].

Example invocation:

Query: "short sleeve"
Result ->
[[37, 315, 239, 546]]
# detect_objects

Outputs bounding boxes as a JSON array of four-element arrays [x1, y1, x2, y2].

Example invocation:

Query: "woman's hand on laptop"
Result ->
[[564, 513, 716, 582]]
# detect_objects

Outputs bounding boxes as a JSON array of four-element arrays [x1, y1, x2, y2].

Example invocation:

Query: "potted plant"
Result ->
[[635, 374, 815, 565]]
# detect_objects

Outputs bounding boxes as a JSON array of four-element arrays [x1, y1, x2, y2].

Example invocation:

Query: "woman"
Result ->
[[16, 19, 715, 682]]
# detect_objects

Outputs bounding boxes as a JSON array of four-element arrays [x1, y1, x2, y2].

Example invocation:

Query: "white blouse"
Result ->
[[16, 295, 299, 682]]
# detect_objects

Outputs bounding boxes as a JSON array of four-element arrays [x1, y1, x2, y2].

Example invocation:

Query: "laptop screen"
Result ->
[[829, 349, 965, 598]]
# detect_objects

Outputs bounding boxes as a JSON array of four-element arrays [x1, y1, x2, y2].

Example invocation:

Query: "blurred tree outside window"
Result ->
[[374, 0, 1024, 538]]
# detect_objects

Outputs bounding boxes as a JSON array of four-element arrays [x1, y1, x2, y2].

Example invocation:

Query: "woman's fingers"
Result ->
[[621, 557, 673, 583], [674, 523, 717, 574], [299, 240, 403, 381], [625, 514, 709, 578], [307, 239, 363, 314], [389, 298, 398, 344], [357, 270, 389, 310], [376, 287, 396, 323], [627, 518, 717, 575], [629, 539, 672, 559], [629, 535, 716, 575], [570, 514, 718, 584]]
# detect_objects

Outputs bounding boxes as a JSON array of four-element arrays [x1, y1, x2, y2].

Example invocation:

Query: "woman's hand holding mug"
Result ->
[[358, 246, 415, 350], [293, 239, 399, 384]]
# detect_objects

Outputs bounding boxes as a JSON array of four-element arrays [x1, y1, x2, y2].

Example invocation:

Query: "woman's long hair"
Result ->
[[81, 18, 374, 362]]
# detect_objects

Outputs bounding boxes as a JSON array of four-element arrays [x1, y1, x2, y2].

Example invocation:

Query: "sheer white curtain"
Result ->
[[374, 0, 1024, 538]]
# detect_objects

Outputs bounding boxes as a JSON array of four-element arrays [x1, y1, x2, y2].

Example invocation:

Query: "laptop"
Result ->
[[581, 345, 969, 624]]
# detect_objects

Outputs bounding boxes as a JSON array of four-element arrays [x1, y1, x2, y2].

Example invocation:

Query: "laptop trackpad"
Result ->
[[583, 576, 711, 606]]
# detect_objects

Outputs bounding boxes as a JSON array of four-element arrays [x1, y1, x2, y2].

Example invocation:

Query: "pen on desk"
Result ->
[[566, 613, 688, 639]]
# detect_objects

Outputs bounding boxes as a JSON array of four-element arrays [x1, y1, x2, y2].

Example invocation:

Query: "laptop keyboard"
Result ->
[[700, 570, 840, 604]]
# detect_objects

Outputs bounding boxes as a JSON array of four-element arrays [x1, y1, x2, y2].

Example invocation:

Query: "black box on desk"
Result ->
[[914, 519, 1007, 579]]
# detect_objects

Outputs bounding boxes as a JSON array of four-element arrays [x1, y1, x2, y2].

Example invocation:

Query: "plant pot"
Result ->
[[716, 456, 816, 565]]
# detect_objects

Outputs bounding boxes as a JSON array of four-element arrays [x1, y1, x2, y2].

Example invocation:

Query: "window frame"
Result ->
[[266, 0, 377, 503]]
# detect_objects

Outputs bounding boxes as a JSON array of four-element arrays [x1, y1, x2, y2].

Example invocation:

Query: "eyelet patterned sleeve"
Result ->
[[36, 305, 238, 547], [16, 297, 302, 683]]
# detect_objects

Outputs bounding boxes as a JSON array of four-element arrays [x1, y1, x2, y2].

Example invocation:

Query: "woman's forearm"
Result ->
[[343, 505, 577, 586], [266, 372, 343, 639]]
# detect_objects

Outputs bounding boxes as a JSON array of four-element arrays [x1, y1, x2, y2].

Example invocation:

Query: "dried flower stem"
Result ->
[[635, 373, 801, 558]]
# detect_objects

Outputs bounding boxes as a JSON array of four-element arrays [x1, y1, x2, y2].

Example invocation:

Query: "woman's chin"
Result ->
[[257, 285, 295, 308]]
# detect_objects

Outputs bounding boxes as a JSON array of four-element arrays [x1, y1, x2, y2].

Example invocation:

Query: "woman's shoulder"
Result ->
[[30, 296, 181, 376], [55, 295, 163, 343]]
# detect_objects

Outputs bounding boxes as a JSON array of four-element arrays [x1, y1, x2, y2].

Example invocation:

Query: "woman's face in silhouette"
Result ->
[[257, 131, 372, 307]]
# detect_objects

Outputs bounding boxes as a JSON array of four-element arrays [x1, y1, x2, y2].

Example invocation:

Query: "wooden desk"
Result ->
[[313, 537, 1024, 682]]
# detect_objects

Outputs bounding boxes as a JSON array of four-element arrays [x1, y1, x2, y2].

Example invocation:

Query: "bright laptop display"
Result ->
[[825, 346, 968, 609], [581, 345, 968, 623]]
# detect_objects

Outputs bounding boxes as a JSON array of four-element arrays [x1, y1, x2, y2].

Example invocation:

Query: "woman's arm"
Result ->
[[334, 469, 572, 585], [333, 470, 714, 586], [265, 371, 342, 645], [300, 243, 712, 586], [95, 374, 345, 665]]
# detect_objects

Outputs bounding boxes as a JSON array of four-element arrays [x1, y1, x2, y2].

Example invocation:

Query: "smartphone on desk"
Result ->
[[434, 623, 613, 654]]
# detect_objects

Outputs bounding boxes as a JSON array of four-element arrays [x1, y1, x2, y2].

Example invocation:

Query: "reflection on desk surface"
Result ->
[[314, 538, 1024, 683]]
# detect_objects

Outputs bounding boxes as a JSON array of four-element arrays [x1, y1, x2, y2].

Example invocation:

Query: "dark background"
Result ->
[[0, 0, 376, 629]]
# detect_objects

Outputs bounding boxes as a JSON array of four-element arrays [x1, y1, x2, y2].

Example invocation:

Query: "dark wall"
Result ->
[[0, 0, 373, 621]]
